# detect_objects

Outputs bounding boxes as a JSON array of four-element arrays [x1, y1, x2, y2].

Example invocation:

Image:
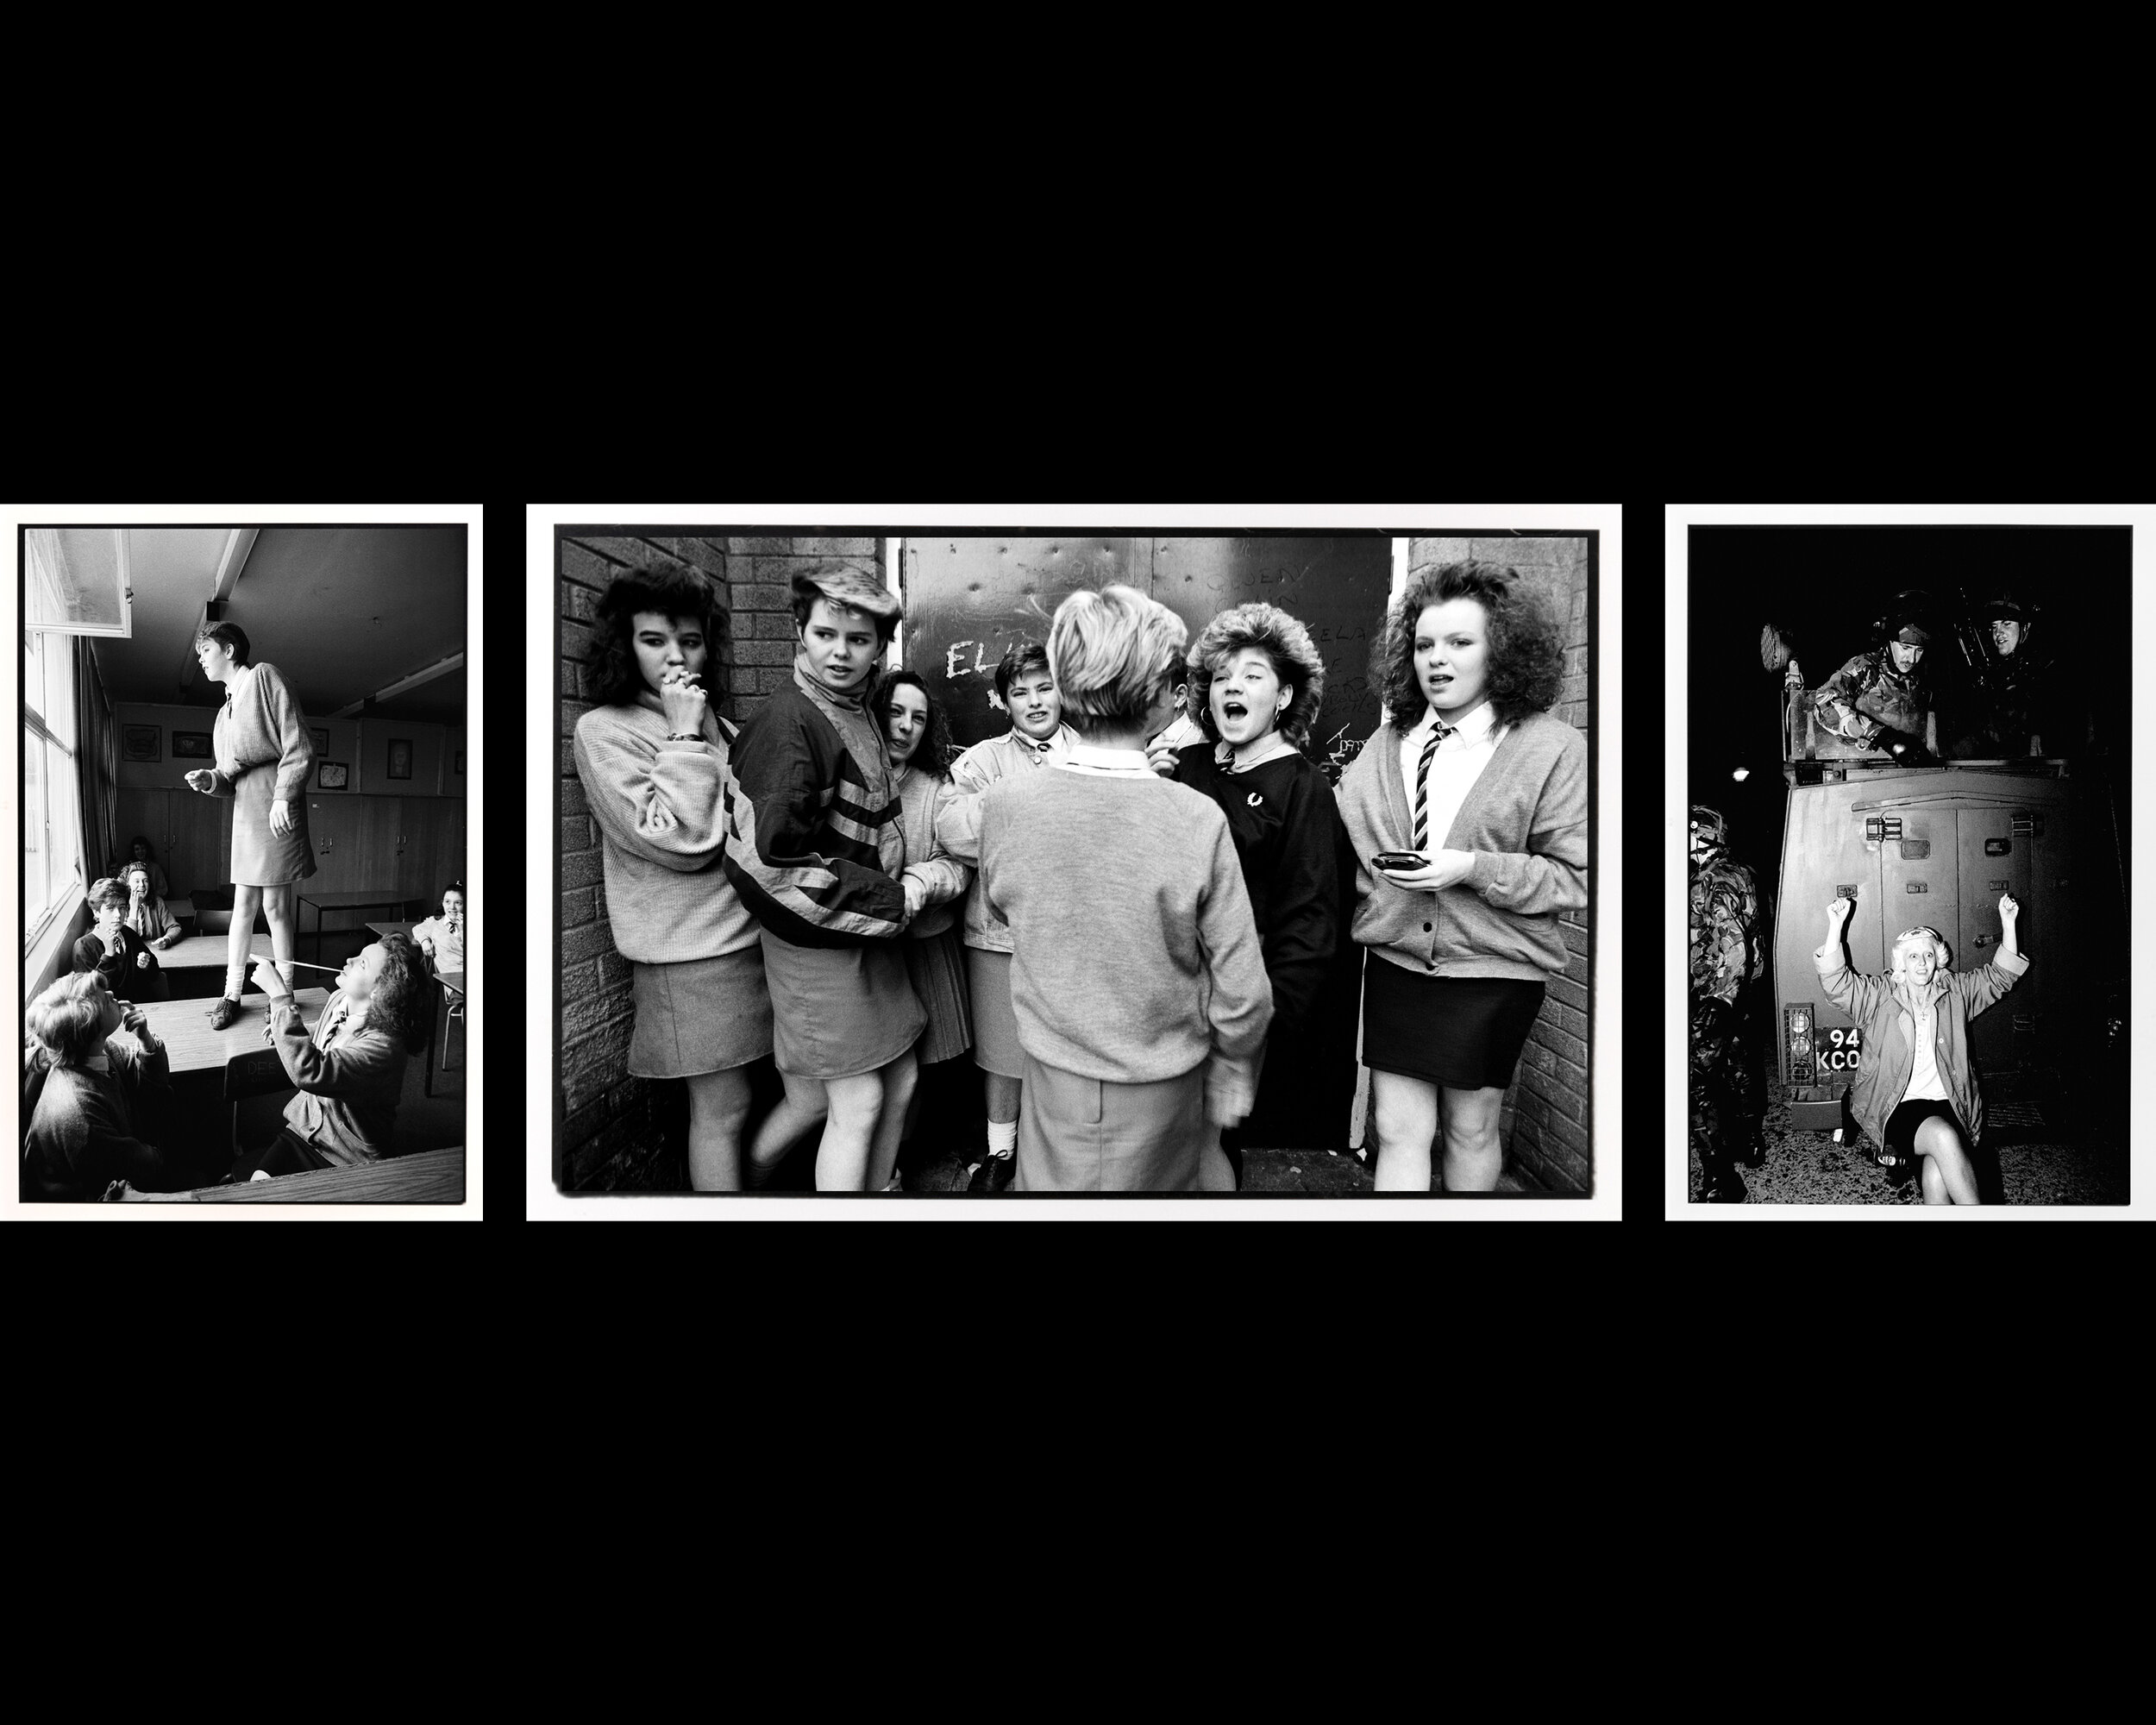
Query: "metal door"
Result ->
[[1955, 806, 2028, 1068], [1877, 803, 1957, 988], [902, 536, 1395, 755]]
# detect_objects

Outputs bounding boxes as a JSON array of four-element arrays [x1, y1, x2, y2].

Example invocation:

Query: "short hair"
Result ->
[[870, 670, 956, 780], [1891, 926, 1952, 974], [1374, 561, 1566, 729], [1186, 602, 1327, 754], [88, 876, 128, 913], [584, 559, 728, 709], [196, 621, 253, 667], [369, 932, 437, 1056], [1048, 585, 1188, 735], [789, 563, 902, 645], [27, 971, 110, 1064], [993, 638, 1053, 705]]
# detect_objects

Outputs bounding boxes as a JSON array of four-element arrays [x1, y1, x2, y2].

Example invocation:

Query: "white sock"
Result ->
[[987, 1119, 1017, 1160]]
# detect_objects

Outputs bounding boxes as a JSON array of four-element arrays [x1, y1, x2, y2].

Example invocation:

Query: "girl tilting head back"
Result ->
[[1336, 559, 1587, 1192]]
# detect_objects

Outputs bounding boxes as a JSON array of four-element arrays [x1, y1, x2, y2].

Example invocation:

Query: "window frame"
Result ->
[[22, 625, 81, 952]]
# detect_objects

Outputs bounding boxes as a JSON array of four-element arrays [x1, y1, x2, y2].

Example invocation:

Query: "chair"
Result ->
[[427, 979, 463, 1097], [222, 1046, 295, 1171]]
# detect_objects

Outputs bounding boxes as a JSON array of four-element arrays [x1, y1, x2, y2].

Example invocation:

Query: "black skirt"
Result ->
[[1360, 957, 1546, 1090], [1883, 1098, 1965, 1158]]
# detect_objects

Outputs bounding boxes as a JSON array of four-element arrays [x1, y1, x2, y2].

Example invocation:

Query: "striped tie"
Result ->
[[1411, 721, 1455, 850]]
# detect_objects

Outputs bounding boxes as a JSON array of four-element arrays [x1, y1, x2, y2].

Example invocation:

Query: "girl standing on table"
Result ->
[[1335, 561, 1586, 1192], [573, 560, 815, 1192], [123, 863, 185, 952], [181, 623, 314, 1030], [976, 585, 1273, 1193], [874, 670, 973, 1189], [932, 639, 1080, 1192], [226, 934, 435, 1178], [1163, 603, 1357, 1189], [722, 566, 924, 1193], [72, 877, 170, 1002]]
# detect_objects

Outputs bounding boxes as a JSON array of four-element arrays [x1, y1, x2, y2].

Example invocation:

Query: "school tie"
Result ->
[[1411, 721, 1457, 850]]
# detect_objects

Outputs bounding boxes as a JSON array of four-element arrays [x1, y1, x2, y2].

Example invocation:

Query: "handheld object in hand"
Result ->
[[1372, 850, 1427, 871]]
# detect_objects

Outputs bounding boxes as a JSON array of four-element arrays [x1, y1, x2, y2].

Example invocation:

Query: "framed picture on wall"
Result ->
[[319, 761, 350, 790], [387, 738, 413, 781], [172, 731, 212, 759], [310, 727, 329, 754], [122, 724, 161, 762]]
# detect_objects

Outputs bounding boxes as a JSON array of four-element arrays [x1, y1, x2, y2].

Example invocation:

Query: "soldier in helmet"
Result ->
[[1952, 596, 2057, 757], [1689, 805, 1767, 1201], [1812, 616, 1938, 761]]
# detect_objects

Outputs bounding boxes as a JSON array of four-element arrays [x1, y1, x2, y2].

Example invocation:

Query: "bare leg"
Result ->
[[226, 884, 263, 998], [863, 1049, 919, 1192], [1919, 1157, 1948, 1206], [984, 1070, 1021, 1126], [260, 881, 298, 991], [817, 1070, 888, 1191], [1915, 1115, 1978, 1205], [685, 1068, 754, 1192], [1198, 1129, 1238, 1191], [1371, 1070, 1438, 1191], [1438, 1085, 1507, 1192], [746, 1071, 828, 1188]]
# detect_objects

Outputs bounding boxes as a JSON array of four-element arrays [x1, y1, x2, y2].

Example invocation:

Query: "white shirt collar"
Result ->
[[1062, 742, 1156, 778], [1411, 699, 1498, 745], [1007, 724, 1069, 758]]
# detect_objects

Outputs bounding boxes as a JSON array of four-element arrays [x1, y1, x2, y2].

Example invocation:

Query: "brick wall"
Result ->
[[555, 532, 883, 1192], [1406, 536, 1594, 1193]]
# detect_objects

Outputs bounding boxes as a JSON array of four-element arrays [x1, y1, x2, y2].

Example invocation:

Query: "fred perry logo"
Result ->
[[1247, 792, 1263, 806]]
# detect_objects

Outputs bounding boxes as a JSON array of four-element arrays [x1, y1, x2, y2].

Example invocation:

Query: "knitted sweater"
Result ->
[[573, 695, 758, 965], [933, 724, 1079, 952], [978, 763, 1273, 1083], [893, 767, 970, 941], [204, 662, 315, 804], [269, 989, 408, 1167], [21, 1039, 175, 1201], [1335, 708, 1588, 982], [722, 666, 907, 949]]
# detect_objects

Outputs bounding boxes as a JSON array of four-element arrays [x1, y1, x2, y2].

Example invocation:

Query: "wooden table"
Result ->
[[161, 1145, 465, 1204], [367, 920, 417, 941], [121, 988, 331, 1075], [299, 891, 410, 963], [167, 895, 194, 922], [159, 932, 273, 970]]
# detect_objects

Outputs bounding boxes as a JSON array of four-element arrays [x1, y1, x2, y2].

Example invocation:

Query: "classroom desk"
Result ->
[[427, 971, 464, 1096], [167, 896, 194, 923], [159, 1145, 464, 1204], [160, 932, 273, 969], [367, 921, 417, 941], [120, 988, 331, 1076], [299, 891, 410, 963]]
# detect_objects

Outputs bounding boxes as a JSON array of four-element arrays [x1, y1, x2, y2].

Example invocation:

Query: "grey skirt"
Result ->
[[761, 932, 927, 1080], [628, 945, 774, 1078], [227, 761, 317, 887], [1012, 1051, 1208, 1193], [903, 925, 973, 1066]]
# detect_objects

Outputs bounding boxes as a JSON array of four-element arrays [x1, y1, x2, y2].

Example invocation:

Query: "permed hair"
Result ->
[[128, 834, 158, 862], [1374, 560, 1565, 729], [88, 876, 129, 914], [196, 621, 253, 667], [1048, 585, 1188, 735], [871, 670, 956, 780], [26, 971, 110, 1064], [583, 559, 728, 709], [1891, 926, 1952, 976], [368, 932, 438, 1057], [1186, 602, 1327, 754], [993, 638, 1053, 705], [122, 863, 154, 895], [789, 563, 903, 643]]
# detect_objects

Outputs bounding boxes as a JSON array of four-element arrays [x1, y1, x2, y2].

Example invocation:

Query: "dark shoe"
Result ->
[[208, 995, 241, 1030], [968, 1153, 1016, 1194], [1698, 1162, 1746, 1202]]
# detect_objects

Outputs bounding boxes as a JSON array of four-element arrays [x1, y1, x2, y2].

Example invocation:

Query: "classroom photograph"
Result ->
[[20, 523, 468, 1204], [549, 522, 1602, 1208]]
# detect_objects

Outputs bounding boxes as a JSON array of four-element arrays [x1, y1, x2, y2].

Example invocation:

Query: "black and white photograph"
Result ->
[[1672, 506, 2151, 1214], [10, 511, 481, 1214], [532, 508, 1620, 1218]]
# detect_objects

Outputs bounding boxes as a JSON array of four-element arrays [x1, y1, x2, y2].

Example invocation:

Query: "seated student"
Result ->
[[977, 584, 1274, 1192], [73, 876, 169, 1002], [22, 970, 179, 1201], [122, 863, 185, 951], [110, 835, 171, 906], [411, 881, 465, 974], [224, 933, 436, 1180]]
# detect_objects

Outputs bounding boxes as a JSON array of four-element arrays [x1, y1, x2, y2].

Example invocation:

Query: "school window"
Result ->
[[22, 594, 82, 948]]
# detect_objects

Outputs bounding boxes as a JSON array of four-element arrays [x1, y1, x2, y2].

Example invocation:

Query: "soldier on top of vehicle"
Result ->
[[1809, 604, 1937, 762], [1950, 595, 2057, 759]]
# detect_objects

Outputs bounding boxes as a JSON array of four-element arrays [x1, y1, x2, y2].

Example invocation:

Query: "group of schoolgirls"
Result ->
[[572, 554, 1589, 1194]]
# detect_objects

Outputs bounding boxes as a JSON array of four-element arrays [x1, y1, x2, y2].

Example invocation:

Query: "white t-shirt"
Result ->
[[1902, 987, 1951, 1101], [1397, 700, 1508, 850]]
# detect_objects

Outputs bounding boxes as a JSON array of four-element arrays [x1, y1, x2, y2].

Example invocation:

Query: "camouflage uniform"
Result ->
[[1689, 807, 1766, 1199], [1814, 647, 1928, 750]]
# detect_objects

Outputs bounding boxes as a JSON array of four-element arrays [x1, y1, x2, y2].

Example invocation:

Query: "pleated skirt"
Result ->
[[902, 925, 973, 1066]]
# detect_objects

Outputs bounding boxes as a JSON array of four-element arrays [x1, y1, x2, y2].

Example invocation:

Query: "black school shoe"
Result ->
[[207, 995, 241, 1030], [967, 1153, 1017, 1194]]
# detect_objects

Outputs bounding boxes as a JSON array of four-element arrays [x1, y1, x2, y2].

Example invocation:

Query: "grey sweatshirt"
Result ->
[[978, 764, 1273, 1083]]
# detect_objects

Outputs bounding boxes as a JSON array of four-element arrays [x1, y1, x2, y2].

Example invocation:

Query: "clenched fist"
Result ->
[[1999, 891, 2019, 923], [659, 668, 708, 737], [1825, 894, 1853, 929]]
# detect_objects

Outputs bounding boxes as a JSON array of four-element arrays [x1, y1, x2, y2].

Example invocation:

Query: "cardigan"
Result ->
[[573, 695, 758, 965], [1335, 707, 1588, 982], [933, 724, 1079, 952], [22, 1039, 175, 1200], [1814, 944, 2028, 1151], [204, 661, 315, 804], [268, 989, 408, 1166], [892, 766, 970, 941], [723, 665, 908, 948], [978, 762, 1272, 1084]]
